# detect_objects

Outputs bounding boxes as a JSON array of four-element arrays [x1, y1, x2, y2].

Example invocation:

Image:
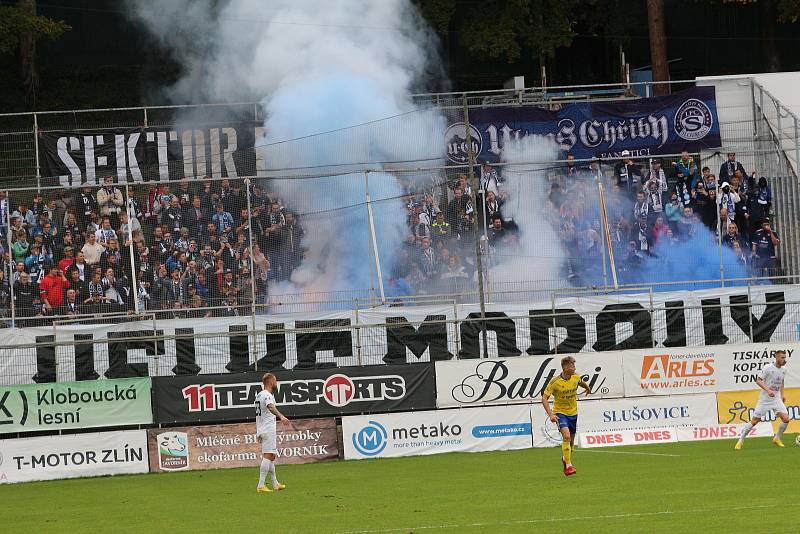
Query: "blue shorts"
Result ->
[[556, 413, 577, 435]]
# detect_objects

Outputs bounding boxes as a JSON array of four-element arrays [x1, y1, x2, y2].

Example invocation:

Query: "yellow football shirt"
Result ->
[[543, 373, 581, 416]]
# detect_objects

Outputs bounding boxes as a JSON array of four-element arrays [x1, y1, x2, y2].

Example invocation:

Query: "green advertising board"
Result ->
[[0, 378, 152, 433]]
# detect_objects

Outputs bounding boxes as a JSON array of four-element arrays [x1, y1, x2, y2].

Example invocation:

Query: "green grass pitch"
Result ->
[[2, 436, 798, 533]]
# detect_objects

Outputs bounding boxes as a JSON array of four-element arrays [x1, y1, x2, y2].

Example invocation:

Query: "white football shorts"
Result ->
[[257, 431, 277, 454], [753, 398, 788, 419]]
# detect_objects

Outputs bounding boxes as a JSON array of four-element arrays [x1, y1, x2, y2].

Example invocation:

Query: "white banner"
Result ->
[[623, 342, 800, 397], [342, 405, 532, 460], [1, 283, 798, 384], [579, 427, 678, 448], [579, 423, 772, 448], [579, 394, 718, 432], [674, 423, 772, 442], [434, 353, 624, 409], [0, 430, 148, 484]]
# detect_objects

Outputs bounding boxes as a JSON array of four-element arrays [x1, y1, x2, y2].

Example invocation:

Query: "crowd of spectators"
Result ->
[[556, 150, 779, 285], [0, 176, 304, 324], [391, 150, 781, 295], [0, 150, 784, 323]]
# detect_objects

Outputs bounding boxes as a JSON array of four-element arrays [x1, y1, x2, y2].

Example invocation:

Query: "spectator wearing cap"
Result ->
[[615, 151, 642, 194], [58, 246, 75, 273], [717, 181, 739, 225], [719, 152, 747, 184], [751, 218, 780, 276]]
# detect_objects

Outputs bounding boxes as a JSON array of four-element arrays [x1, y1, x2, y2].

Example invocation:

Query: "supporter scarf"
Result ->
[[648, 191, 663, 212]]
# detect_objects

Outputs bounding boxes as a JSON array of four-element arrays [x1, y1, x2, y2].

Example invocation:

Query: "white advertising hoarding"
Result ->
[[435, 353, 624, 409], [623, 342, 800, 397], [342, 405, 532, 460], [578, 393, 718, 433], [0, 430, 148, 484]]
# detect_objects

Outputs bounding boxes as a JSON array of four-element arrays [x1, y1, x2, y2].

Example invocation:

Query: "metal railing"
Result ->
[[0, 293, 797, 385], [0, 77, 797, 326]]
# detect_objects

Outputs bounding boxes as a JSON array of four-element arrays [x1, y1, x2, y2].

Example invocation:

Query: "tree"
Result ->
[[646, 0, 669, 96], [458, 0, 578, 78], [0, 1, 70, 108]]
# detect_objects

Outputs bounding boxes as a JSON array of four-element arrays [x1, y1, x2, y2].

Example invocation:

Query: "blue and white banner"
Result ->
[[342, 405, 532, 460], [446, 87, 721, 162]]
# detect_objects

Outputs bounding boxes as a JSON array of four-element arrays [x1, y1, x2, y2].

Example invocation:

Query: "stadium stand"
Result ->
[[0, 147, 779, 325]]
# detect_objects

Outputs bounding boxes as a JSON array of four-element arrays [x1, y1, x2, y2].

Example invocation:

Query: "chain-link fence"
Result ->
[[0, 78, 798, 323]]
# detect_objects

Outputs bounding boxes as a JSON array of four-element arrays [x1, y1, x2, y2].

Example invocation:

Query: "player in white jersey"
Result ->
[[735, 350, 791, 449], [255, 373, 290, 493]]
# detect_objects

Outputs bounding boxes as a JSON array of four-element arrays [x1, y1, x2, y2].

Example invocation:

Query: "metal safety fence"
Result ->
[[0, 294, 797, 385], [0, 77, 797, 323]]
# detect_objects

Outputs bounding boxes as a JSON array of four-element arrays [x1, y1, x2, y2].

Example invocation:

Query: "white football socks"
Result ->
[[269, 461, 280, 486], [258, 458, 271, 488], [738, 422, 754, 441], [774, 421, 788, 440]]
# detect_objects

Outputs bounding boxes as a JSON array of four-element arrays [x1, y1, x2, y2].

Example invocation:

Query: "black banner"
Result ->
[[38, 124, 259, 186], [152, 363, 436, 424]]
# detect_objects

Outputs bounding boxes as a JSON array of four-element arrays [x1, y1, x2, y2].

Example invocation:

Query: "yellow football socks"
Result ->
[[562, 442, 572, 465]]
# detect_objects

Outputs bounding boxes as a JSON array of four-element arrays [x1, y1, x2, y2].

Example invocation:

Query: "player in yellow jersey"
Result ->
[[541, 356, 591, 476]]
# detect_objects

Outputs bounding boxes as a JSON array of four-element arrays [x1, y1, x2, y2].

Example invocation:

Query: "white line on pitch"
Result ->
[[576, 449, 681, 457], [330, 504, 778, 534]]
